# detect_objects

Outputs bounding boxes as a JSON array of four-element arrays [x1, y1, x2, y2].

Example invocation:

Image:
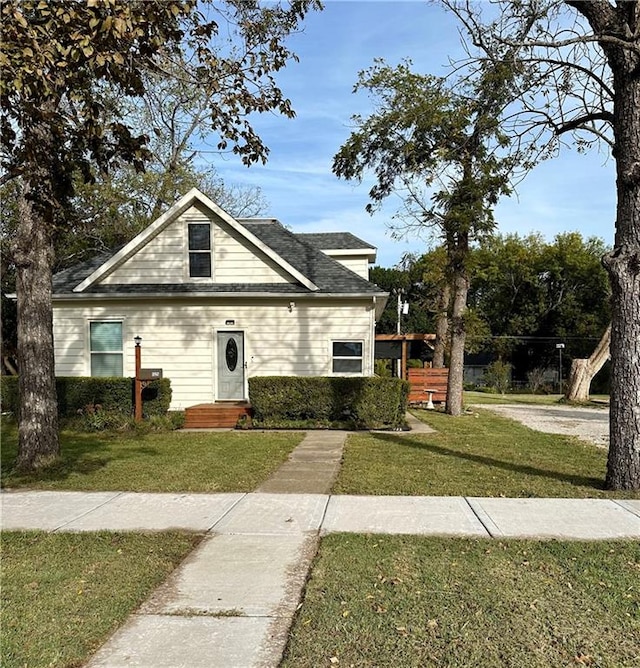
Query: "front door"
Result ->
[[217, 331, 245, 400]]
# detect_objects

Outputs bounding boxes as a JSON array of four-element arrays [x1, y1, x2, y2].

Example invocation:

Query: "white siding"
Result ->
[[319, 252, 370, 280], [53, 297, 376, 410], [101, 203, 293, 285], [330, 255, 370, 279], [212, 216, 292, 283], [101, 217, 184, 284]]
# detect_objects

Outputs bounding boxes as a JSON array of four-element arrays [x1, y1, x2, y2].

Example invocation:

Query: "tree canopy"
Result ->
[[0, 0, 321, 471], [333, 57, 520, 414]]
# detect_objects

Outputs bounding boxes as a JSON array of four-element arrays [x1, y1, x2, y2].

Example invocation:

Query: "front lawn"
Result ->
[[333, 409, 638, 498], [1, 530, 201, 668], [1, 422, 302, 492], [282, 535, 640, 668]]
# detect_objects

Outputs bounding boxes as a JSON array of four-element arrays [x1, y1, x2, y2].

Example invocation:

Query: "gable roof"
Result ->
[[52, 189, 387, 304], [72, 188, 318, 293]]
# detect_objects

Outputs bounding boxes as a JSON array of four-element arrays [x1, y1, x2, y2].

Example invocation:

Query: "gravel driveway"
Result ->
[[476, 403, 610, 449]]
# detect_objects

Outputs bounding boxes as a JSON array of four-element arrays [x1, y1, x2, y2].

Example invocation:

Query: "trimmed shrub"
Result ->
[[56, 377, 132, 415], [248, 376, 409, 430], [0, 376, 171, 418]]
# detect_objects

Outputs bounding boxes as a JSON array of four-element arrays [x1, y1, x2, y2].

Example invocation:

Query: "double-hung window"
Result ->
[[188, 223, 212, 278], [90, 321, 123, 376], [332, 341, 363, 374]]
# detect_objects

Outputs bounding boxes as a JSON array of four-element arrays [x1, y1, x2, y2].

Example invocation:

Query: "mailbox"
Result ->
[[139, 368, 163, 380]]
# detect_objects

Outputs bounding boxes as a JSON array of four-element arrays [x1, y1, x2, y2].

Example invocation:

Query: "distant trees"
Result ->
[[372, 231, 611, 386], [469, 232, 611, 358], [370, 248, 448, 338]]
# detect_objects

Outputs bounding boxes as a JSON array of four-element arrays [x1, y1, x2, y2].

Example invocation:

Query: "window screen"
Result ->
[[90, 321, 123, 376]]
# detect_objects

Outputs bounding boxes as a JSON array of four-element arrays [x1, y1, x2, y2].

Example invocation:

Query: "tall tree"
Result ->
[[445, 0, 639, 489], [0, 0, 320, 471], [333, 59, 518, 415]]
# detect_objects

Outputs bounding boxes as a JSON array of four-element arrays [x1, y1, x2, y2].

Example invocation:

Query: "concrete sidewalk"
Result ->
[[2, 421, 639, 668], [3, 489, 639, 538], [2, 491, 640, 668]]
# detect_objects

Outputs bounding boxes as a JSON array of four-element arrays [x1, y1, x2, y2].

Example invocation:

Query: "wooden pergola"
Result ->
[[375, 333, 436, 380]]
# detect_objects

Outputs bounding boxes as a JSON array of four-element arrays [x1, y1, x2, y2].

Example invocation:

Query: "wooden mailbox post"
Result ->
[[133, 336, 162, 422]]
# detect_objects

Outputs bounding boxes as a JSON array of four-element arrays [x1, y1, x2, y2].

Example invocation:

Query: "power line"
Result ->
[[467, 335, 601, 341]]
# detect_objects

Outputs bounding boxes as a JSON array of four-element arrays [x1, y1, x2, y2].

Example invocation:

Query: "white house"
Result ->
[[52, 188, 388, 411]]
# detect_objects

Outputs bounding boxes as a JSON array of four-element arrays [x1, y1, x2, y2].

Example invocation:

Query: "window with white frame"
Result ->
[[90, 321, 123, 376], [332, 340, 363, 374], [188, 223, 212, 278]]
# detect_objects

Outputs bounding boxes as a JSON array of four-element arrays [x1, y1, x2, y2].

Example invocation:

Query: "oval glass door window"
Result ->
[[225, 338, 238, 371]]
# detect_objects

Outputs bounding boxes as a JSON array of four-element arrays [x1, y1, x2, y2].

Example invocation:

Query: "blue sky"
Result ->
[[208, 1, 616, 268]]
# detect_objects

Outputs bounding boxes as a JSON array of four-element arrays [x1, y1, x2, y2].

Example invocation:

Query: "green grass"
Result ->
[[1, 530, 201, 668], [1, 422, 302, 492], [282, 535, 640, 668], [333, 409, 638, 498], [464, 391, 609, 406]]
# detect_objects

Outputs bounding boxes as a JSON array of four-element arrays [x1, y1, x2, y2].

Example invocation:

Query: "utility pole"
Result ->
[[556, 342, 565, 394], [395, 289, 409, 377]]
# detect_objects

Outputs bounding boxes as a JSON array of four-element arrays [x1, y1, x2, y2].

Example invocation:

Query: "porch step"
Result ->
[[183, 403, 252, 429]]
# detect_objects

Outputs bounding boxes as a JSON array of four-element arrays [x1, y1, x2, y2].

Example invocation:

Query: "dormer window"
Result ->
[[188, 223, 211, 278]]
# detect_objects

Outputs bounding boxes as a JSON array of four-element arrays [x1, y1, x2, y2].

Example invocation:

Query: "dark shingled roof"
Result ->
[[53, 247, 123, 293], [53, 221, 385, 298], [296, 232, 374, 251], [242, 221, 380, 294]]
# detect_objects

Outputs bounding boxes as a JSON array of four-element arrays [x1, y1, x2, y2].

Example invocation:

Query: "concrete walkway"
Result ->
[[256, 430, 346, 494], [2, 422, 639, 668]]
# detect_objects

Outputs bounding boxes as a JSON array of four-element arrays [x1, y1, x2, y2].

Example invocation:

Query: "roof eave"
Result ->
[[322, 248, 377, 262], [53, 290, 388, 301]]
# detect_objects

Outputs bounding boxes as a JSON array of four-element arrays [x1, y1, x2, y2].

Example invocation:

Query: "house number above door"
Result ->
[[225, 338, 238, 371]]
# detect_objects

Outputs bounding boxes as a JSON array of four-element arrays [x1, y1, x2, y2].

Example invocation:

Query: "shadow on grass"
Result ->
[[1, 426, 160, 487], [371, 432, 607, 492]]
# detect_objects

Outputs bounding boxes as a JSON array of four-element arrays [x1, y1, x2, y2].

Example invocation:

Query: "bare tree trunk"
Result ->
[[432, 282, 450, 368], [603, 54, 640, 490], [564, 324, 611, 402], [446, 259, 468, 417], [14, 185, 59, 471]]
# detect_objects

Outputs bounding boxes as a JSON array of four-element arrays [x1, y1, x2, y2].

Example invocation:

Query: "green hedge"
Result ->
[[248, 376, 409, 430], [0, 376, 171, 418]]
